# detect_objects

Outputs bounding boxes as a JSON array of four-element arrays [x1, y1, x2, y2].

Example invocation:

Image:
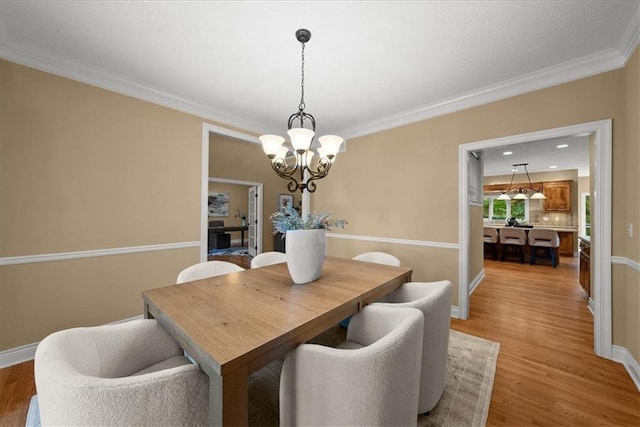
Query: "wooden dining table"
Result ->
[[142, 256, 413, 426]]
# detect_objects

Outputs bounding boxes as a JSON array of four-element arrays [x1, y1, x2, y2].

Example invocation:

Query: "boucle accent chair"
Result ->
[[176, 260, 244, 283], [352, 251, 402, 266], [374, 280, 452, 414], [34, 319, 209, 426], [279, 305, 424, 426], [250, 251, 287, 268]]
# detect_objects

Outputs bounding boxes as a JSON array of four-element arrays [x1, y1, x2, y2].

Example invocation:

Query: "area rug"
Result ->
[[208, 246, 249, 256], [248, 326, 500, 426]]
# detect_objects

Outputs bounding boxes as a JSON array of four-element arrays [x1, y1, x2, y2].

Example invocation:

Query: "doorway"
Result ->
[[200, 123, 264, 262], [458, 119, 612, 359]]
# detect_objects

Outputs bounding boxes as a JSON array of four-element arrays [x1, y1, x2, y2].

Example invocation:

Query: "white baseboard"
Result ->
[[0, 315, 143, 369], [612, 345, 640, 392], [0, 342, 39, 369], [469, 269, 485, 295], [450, 306, 460, 318]]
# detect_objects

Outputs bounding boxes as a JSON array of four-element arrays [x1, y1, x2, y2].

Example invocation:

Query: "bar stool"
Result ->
[[483, 227, 500, 260], [499, 227, 527, 264], [528, 228, 560, 268]]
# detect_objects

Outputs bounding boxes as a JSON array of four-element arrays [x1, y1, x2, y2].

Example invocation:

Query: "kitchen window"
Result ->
[[483, 195, 530, 223]]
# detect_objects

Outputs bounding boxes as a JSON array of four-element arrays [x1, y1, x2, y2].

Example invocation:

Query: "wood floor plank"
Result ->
[[0, 256, 638, 426], [452, 257, 639, 426]]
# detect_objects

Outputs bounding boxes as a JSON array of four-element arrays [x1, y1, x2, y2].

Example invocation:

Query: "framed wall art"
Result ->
[[278, 193, 294, 209], [208, 192, 230, 217]]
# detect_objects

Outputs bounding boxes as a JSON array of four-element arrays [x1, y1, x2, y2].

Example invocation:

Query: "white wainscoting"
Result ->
[[0, 242, 200, 266], [326, 232, 458, 250]]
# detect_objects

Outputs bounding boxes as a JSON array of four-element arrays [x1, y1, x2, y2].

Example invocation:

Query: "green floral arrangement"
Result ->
[[270, 204, 347, 234]]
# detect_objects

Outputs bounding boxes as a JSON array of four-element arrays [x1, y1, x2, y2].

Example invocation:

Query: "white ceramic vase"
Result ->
[[285, 229, 326, 284]]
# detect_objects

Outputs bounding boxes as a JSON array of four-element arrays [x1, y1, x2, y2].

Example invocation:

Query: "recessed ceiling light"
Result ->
[[549, 165, 558, 169], [556, 144, 568, 148], [503, 151, 513, 156]]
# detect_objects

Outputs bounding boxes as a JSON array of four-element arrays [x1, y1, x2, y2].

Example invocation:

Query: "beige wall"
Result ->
[[315, 48, 639, 364], [1, 45, 638, 367], [0, 60, 205, 349]]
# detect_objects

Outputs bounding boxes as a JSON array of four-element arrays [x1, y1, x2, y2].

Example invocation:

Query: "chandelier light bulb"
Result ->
[[530, 192, 546, 199], [318, 135, 343, 157], [259, 135, 285, 157], [273, 146, 289, 162], [287, 128, 315, 152]]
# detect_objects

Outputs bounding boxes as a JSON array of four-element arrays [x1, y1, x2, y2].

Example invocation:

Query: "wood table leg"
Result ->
[[209, 365, 249, 426]]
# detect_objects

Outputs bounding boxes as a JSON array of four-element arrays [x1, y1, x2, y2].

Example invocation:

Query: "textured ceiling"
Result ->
[[0, 1, 638, 173]]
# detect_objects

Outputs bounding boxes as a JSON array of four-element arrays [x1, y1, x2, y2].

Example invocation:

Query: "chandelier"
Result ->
[[259, 29, 343, 193], [497, 163, 546, 200]]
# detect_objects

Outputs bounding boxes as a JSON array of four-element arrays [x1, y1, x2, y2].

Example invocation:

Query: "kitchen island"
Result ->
[[484, 223, 578, 257]]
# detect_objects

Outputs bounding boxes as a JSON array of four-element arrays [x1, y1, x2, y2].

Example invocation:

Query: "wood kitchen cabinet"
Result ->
[[543, 181, 572, 211], [558, 231, 574, 256], [579, 237, 590, 297]]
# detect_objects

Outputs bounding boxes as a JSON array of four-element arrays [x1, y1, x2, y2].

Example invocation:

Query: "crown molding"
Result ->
[[0, 42, 271, 136], [1, 5, 638, 142], [338, 47, 628, 140], [619, 1, 640, 65], [339, 7, 640, 140]]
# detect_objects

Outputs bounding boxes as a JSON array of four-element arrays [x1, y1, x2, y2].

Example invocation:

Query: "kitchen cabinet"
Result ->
[[543, 181, 572, 212], [579, 237, 590, 297], [558, 231, 574, 256]]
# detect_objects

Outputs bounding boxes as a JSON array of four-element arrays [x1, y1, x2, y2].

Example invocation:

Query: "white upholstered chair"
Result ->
[[483, 227, 500, 260], [34, 319, 209, 426], [499, 227, 527, 264], [374, 280, 452, 414], [176, 260, 244, 283], [250, 251, 287, 268], [528, 228, 560, 267], [280, 305, 424, 426], [352, 251, 401, 266]]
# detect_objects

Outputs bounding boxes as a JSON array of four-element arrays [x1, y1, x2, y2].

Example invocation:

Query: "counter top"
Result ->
[[579, 235, 591, 242], [484, 224, 578, 233]]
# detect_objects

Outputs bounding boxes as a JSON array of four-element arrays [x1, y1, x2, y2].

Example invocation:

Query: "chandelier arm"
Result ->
[[287, 111, 316, 132], [271, 159, 302, 191], [303, 157, 331, 177], [305, 179, 318, 193]]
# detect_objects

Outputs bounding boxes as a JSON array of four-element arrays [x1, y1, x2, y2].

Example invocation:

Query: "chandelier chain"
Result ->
[[299, 42, 306, 112]]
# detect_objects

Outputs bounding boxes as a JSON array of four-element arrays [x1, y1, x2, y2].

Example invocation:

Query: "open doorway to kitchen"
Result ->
[[459, 120, 612, 359], [481, 136, 589, 277]]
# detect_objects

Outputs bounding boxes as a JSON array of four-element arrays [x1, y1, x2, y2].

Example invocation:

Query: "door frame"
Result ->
[[458, 119, 612, 359], [201, 123, 263, 261]]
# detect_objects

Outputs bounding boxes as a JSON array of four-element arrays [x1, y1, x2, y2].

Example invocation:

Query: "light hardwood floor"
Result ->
[[1, 256, 638, 426], [452, 256, 639, 425]]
